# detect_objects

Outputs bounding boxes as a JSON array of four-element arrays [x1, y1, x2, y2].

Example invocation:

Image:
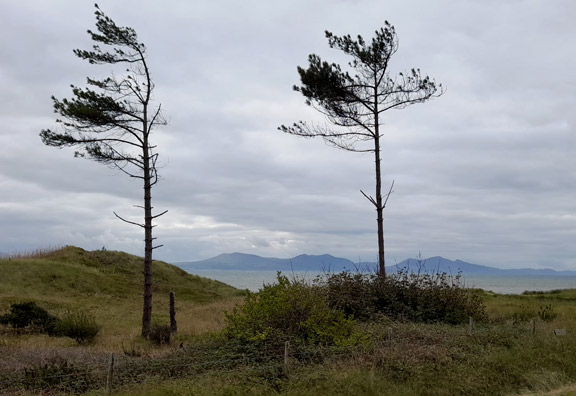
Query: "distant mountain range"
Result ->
[[175, 252, 357, 272], [175, 253, 576, 276], [390, 256, 576, 277]]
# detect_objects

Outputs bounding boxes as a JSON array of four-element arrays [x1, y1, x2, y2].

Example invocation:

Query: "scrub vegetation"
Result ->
[[1, 247, 576, 396]]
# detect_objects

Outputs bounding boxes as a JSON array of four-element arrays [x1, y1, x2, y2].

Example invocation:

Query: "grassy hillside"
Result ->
[[0, 246, 243, 348], [0, 246, 240, 302]]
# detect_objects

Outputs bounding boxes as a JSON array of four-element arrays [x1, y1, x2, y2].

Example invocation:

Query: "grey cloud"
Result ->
[[1, 0, 574, 270]]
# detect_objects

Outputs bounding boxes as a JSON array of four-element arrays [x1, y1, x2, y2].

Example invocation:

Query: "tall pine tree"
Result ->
[[41, 4, 166, 337], [280, 22, 442, 276]]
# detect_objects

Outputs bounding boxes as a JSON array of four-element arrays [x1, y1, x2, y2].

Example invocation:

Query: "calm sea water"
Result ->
[[177, 266, 576, 294]]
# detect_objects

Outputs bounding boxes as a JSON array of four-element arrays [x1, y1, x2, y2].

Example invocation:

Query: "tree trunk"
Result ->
[[374, 132, 386, 277], [373, 87, 386, 278], [141, 123, 153, 338]]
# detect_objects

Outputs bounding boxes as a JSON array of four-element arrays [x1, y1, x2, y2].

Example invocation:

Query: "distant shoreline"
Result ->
[[176, 266, 576, 294]]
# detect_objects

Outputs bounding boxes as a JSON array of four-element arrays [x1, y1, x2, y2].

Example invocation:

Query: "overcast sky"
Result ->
[[1, 0, 574, 270]]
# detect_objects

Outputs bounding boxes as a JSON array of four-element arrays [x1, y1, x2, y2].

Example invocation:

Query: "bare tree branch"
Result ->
[[114, 211, 144, 228]]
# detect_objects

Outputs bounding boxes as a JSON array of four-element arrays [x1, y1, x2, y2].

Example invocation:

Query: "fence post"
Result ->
[[284, 341, 290, 375], [106, 353, 115, 396], [387, 328, 393, 347], [532, 318, 536, 335], [468, 317, 474, 335], [170, 291, 178, 334]]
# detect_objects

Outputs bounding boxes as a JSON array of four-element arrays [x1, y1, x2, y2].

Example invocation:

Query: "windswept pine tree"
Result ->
[[40, 4, 166, 337], [280, 22, 443, 276]]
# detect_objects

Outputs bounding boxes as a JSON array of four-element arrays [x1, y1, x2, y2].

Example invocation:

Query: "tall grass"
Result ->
[[0, 246, 63, 260]]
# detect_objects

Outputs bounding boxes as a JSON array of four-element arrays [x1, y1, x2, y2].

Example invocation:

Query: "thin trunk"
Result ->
[[374, 132, 385, 277], [141, 114, 153, 338], [374, 84, 386, 277]]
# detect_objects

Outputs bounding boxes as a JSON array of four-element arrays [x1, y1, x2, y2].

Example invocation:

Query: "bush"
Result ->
[[322, 271, 376, 321], [0, 302, 60, 334], [149, 323, 171, 345], [321, 270, 487, 324], [56, 312, 100, 344], [225, 274, 357, 349]]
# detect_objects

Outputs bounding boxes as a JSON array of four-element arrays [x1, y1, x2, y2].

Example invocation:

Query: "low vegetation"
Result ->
[[1, 247, 576, 396], [225, 274, 359, 350], [0, 302, 99, 343], [322, 270, 487, 324]]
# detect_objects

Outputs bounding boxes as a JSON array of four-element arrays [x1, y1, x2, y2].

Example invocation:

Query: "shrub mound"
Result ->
[[225, 274, 357, 349], [323, 270, 487, 324], [0, 301, 60, 335], [0, 302, 100, 343]]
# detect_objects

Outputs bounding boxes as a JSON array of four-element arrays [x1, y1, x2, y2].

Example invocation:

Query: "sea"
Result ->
[[176, 266, 576, 294]]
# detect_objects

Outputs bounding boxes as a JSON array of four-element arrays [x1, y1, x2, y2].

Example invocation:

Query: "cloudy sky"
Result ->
[[1, 0, 574, 270]]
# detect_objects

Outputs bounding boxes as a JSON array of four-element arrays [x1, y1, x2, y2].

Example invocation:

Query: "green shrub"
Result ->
[[56, 312, 100, 344], [387, 270, 487, 324], [322, 271, 376, 320], [321, 270, 487, 324], [0, 301, 60, 334], [149, 323, 171, 345], [225, 274, 357, 349]]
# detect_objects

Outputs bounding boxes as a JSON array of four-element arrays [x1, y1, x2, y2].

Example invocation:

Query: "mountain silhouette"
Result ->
[[175, 253, 576, 276]]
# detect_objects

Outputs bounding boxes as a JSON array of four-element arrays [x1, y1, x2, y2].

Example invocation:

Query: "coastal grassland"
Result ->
[[483, 289, 576, 327], [79, 312, 576, 396], [91, 289, 576, 396], [0, 246, 243, 351], [2, 250, 576, 396]]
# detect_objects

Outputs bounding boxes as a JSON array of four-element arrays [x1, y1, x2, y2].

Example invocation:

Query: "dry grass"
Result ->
[[0, 246, 63, 260], [0, 296, 244, 356], [175, 296, 245, 337]]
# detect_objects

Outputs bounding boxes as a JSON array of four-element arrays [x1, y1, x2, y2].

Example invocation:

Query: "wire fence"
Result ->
[[0, 340, 354, 395]]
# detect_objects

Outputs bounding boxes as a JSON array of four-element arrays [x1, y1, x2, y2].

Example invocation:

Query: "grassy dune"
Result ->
[[0, 246, 243, 350]]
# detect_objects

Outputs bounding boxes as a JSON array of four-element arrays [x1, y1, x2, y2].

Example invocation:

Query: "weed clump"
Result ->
[[510, 304, 536, 323], [56, 312, 101, 344], [537, 304, 558, 322], [149, 323, 172, 345]]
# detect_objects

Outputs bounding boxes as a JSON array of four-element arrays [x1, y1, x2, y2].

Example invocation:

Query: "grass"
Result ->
[[70, 316, 576, 396], [1, 248, 576, 395], [0, 246, 243, 352]]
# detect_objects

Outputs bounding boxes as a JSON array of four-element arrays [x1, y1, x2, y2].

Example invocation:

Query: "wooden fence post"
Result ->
[[106, 353, 115, 396], [170, 291, 178, 334]]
